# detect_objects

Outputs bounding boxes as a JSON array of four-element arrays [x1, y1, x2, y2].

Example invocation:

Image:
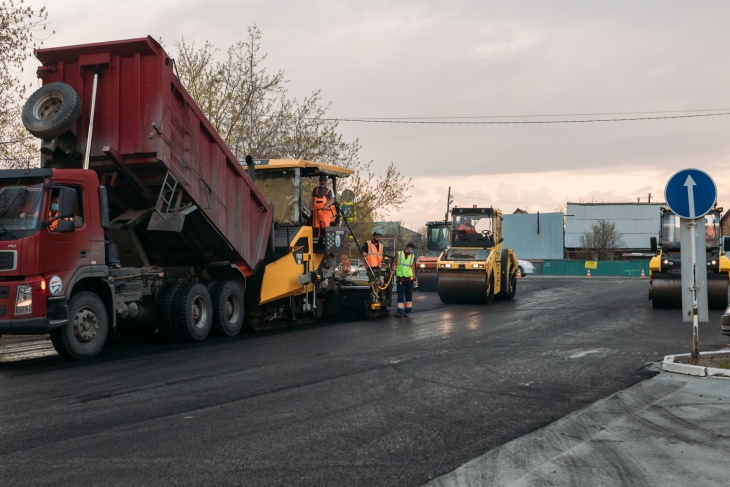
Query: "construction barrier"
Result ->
[[541, 260, 650, 277]]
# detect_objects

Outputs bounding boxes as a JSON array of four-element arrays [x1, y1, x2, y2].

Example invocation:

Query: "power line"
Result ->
[[323, 108, 730, 120], [318, 112, 730, 125]]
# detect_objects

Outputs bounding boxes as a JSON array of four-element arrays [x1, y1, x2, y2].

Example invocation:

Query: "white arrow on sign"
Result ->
[[684, 174, 696, 218]]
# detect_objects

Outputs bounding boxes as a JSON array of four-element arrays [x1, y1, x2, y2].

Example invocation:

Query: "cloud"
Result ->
[[26, 0, 730, 223]]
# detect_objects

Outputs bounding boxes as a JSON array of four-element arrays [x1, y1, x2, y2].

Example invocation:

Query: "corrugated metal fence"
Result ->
[[542, 260, 650, 277]]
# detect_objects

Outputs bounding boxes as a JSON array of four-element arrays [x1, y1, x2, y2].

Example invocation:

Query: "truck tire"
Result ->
[[210, 281, 244, 337], [22, 82, 82, 139], [173, 282, 213, 342], [50, 291, 108, 360], [157, 282, 184, 341]]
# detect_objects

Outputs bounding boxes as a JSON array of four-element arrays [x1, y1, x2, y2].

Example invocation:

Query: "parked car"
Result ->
[[349, 259, 364, 276], [518, 259, 536, 276]]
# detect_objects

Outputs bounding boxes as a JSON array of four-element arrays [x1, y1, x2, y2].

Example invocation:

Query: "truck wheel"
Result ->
[[156, 282, 184, 341], [22, 82, 82, 139], [211, 281, 244, 337], [50, 292, 108, 360], [173, 282, 213, 342]]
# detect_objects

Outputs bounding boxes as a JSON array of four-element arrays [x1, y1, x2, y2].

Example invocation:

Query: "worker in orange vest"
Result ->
[[362, 231, 384, 280], [340, 254, 351, 276], [310, 174, 335, 236], [458, 216, 477, 233]]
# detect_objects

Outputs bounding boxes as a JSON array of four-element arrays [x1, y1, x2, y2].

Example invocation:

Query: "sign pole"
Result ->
[[689, 219, 699, 365]]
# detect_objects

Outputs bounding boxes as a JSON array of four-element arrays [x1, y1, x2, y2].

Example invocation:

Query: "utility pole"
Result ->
[[445, 186, 453, 222]]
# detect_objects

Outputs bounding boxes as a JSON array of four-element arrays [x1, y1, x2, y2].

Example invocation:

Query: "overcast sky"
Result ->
[[27, 0, 730, 228]]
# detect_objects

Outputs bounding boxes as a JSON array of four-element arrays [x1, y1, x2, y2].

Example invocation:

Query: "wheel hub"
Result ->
[[192, 296, 207, 329], [73, 307, 99, 343], [33, 94, 63, 120]]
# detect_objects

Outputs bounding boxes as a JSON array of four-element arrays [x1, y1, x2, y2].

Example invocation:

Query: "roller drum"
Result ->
[[707, 276, 729, 310], [650, 278, 682, 309], [651, 274, 728, 310], [417, 272, 438, 292], [438, 272, 488, 304]]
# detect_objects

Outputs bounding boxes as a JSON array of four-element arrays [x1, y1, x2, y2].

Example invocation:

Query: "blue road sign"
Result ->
[[664, 168, 717, 219]]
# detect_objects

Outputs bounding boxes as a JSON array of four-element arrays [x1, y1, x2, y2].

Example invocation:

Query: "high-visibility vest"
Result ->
[[312, 186, 331, 209], [395, 251, 414, 278], [365, 241, 383, 268]]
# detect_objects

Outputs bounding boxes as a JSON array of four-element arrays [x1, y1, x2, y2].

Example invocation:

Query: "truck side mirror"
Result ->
[[723, 236, 730, 253], [56, 219, 76, 233], [57, 187, 78, 219], [650, 237, 657, 253]]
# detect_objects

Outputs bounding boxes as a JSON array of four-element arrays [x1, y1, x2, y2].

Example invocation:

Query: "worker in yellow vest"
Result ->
[[392, 242, 417, 318]]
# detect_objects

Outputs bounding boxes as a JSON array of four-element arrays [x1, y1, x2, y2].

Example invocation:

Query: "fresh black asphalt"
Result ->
[[1, 277, 727, 486]]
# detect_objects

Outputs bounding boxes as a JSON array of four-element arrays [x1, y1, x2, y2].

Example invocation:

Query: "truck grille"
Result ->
[[0, 251, 17, 271]]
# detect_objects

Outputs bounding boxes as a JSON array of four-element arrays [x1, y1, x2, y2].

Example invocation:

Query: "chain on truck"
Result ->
[[0, 36, 392, 360]]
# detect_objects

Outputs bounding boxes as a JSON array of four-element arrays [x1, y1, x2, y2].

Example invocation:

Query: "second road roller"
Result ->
[[436, 206, 519, 304], [649, 205, 730, 309]]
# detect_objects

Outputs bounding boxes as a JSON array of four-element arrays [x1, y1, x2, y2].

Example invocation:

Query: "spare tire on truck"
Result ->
[[22, 82, 82, 139]]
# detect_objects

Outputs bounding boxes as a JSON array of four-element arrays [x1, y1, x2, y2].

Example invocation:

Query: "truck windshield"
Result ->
[[0, 180, 44, 239]]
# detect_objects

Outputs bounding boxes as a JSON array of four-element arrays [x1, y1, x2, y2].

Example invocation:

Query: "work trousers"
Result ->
[[396, 278, 413, 316], [312, 207, 334, 236]]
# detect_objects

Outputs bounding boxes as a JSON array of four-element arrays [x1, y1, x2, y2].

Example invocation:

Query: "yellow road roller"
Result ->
[[649, 206, 730, 309], [436, 206, 518, 304]]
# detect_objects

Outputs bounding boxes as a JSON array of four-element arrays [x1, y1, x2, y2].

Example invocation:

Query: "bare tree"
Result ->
[[579, 220, 624, 260], [173, 25, 412, 224], [0, 1, 51, 168]]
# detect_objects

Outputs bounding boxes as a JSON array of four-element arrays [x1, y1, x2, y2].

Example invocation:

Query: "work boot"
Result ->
[[394, 312, 402, 318], [403, 313, 410, 318]]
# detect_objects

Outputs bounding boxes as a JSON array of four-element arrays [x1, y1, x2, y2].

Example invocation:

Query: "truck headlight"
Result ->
[[15, 284, 32, 315], [419, 263, 426, 268]]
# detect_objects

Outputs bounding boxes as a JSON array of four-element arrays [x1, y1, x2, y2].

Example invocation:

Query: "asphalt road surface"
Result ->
[[1, 277, 728, 486]]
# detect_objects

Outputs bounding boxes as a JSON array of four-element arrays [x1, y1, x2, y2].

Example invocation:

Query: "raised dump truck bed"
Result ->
[[33, 37, 272, 273]]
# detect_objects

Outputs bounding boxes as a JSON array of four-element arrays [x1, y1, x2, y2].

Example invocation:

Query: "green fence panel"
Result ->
[[542, 260, 649, 277]]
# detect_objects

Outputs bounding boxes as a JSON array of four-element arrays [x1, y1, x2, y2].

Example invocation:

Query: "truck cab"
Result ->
[[0, 168, 106, 336]]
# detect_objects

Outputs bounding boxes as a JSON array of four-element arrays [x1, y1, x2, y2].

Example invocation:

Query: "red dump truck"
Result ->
[[0, 37, 389, 359]]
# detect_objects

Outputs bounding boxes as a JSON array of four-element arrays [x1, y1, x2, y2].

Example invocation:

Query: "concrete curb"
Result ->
[[662, 348, 730, 378]]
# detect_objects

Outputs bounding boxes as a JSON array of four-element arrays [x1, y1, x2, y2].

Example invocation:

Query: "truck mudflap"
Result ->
[[650, 273, 728, 310]]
